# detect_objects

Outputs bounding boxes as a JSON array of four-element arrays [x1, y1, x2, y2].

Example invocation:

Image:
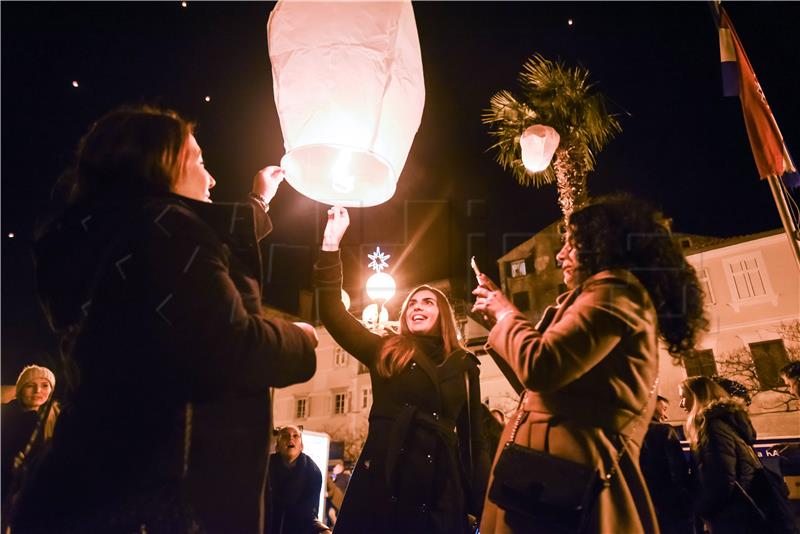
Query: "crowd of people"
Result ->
[[1, 104, 798, 533]]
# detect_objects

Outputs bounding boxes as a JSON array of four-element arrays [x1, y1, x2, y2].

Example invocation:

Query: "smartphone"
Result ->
[[470, 256, 482, 283]]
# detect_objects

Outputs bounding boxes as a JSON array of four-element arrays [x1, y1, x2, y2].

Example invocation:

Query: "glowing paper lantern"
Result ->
[[267, 0, 425, 207], [520, 124, 560, 172]]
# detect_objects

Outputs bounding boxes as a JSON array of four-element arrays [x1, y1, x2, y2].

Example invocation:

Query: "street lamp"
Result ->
[[362, 247, 395, 329]]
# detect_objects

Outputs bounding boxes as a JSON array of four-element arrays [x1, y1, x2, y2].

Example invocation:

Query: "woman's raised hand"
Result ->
[[322, 206, 350, 251], [252, 165, 285, 204]]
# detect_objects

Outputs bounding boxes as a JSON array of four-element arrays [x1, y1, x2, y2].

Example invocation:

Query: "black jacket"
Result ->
[[13, 193, 316, 534], [640, 421, 692, 534], [692, 398, 762, 533], [266, 452, 323, 534], [313, 250, 490, 534]]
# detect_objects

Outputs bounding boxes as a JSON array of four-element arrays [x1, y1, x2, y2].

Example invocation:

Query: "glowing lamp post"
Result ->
[[267, 0, 425, 207], [520, 124, 560, 172], [362, 247, 395, 327]]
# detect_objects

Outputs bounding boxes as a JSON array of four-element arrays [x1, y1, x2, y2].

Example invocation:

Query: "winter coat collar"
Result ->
[[697, 397, 756, 448]]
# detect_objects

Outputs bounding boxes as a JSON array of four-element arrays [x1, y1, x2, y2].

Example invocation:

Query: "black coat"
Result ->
[[692, 398, 763, 533], [640, 421, 692, 534], [13, 193, 317, 534], [314, 251, 490, 534], [266, 452, 323, 534], [1, 401, 40, 501]]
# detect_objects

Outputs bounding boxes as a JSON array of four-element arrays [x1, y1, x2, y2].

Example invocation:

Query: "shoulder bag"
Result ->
[[488, 379, 657, 534]]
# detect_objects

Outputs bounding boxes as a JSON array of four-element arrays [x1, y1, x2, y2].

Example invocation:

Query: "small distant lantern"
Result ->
[[267, 0, 425, 207], [520, 124, 560, 172]]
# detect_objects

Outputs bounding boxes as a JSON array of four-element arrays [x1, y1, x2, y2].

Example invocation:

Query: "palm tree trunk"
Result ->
[[552, 146, 589, 221]]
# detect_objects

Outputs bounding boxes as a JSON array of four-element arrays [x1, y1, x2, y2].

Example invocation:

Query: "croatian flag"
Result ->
[[716, 3, 799, 189]]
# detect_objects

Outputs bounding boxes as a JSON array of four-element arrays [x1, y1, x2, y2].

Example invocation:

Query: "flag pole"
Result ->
[[765, 176, 800, 271]]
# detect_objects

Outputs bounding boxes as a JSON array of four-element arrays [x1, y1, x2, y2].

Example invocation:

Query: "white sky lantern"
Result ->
[[520, 124, 560, 173], [267, 0, 425, 207]]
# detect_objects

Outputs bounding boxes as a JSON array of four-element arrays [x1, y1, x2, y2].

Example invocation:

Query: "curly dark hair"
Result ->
[[567, 194, 708, 357]]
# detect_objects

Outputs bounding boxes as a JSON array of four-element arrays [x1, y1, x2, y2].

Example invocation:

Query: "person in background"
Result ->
[[12, 105, 318, 534], [473, 194, 708, 533], [266, 425, 329, 534], [1, 365, 60, 503], [679, 376, 798, 533], [773, 362, 800, 474], [490, 409, 505, 426], [640, 395, 693, 534], [314, 206, 490, 534], [781, 361, 800, 399], [480, 404, 504, 458]]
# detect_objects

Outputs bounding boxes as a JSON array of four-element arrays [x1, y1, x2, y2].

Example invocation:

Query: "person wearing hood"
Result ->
[[1, 365, 59, 503], [266, 425, 328, 534], [312, 206, 490, 534], [679, 376, 766, 533], [11, 105, 318, 533]]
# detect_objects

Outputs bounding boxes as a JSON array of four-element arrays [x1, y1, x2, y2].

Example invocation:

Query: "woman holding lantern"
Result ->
[[314, 206, 490, 534], [11, 105, 318, 534], [472, 194, 708, 534]]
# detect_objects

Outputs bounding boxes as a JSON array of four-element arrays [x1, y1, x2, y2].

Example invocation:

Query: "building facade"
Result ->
[[272, 227, 800, 463]]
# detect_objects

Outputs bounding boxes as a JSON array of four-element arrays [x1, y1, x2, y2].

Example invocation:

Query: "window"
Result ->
[[357, 362, 369, 375], [510, 259, 527, 278], [295, 397, 308, 419], [512, 291, 530, 312], [334, 346, 348, 367], [697, 267, 716, 305], [684, 349, 717, 377], [333, 391, 347, 415], [360, 387, 372, 410], [725, 255, 767, 300], [750, 340, 790, 390]]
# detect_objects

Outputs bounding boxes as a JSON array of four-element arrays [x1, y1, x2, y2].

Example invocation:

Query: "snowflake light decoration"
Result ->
[[367, 246, 391, 273]]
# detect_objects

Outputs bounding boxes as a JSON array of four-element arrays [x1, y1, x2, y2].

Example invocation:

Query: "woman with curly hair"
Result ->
[[473, 194, 708, 533]]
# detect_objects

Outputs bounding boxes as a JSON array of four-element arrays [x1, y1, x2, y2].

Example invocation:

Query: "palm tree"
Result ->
[[483, 54, 621, 219]]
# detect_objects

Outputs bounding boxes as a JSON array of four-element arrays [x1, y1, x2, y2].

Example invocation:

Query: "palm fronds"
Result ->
[[483, 54, 622, 213]]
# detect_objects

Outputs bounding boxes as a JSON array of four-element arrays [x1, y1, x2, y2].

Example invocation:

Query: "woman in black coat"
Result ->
[[680, 376, 796, 533], [11, 106, 318, 533], [313, 206, 490, 534]]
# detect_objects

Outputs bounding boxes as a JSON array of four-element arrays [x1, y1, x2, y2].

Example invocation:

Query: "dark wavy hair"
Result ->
[[56, 105, 194, 204], [567, 194, 708, 357]]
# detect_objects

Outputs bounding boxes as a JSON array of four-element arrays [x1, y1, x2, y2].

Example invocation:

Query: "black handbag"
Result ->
[[487, 407, 607, 534], [488, 380, 658, 534], [735, 446, 800, 534]]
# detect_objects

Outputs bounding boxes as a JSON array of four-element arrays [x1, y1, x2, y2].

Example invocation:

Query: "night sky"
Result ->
[[2, 1, 799, 377]]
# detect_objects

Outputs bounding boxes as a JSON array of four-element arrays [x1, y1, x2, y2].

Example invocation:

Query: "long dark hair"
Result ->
[[567, 194, 708, 357], [376, 285, 464, 377], [55, 105, 194, 205]]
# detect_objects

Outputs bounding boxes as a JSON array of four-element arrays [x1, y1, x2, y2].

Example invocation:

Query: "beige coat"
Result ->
[[480, 270, 660, 534]]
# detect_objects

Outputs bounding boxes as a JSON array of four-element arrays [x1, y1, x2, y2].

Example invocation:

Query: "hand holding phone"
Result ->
[[471, 256, 498, 291]]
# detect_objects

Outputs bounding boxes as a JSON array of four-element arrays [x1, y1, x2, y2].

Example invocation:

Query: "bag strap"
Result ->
[[505, 377, 659, 484]]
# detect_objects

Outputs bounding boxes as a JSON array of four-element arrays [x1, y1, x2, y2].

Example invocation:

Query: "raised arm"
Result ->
[[314, 206, 382, 365], [477, 273, 652, 392], [138, 202, 317, 396]]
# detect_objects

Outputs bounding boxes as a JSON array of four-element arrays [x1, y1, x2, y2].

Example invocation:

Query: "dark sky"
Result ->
[[2, 1, 799, 376]]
